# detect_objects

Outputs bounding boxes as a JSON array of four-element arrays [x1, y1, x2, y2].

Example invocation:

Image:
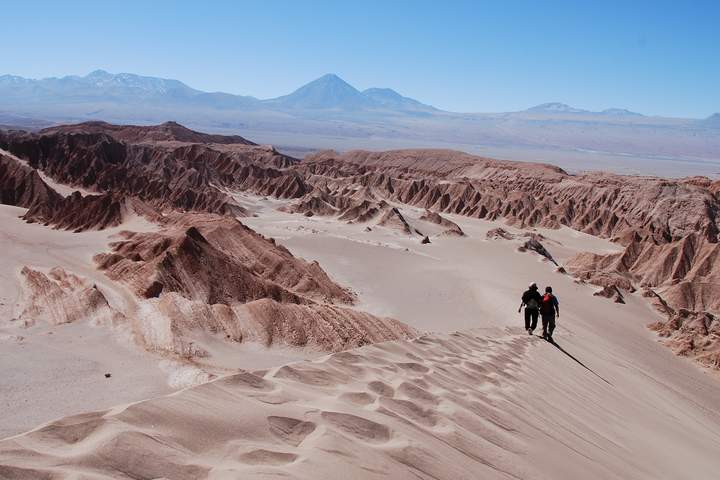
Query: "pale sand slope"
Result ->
[[2, 327, 718, 479], [241, 195, 623, 332], [2, 197, 719, 478], [0, 205, 310, 438], [0, 205, 173, 438]]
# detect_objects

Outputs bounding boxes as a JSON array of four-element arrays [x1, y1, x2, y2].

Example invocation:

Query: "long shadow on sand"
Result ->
[[537, 336, 613, 386]]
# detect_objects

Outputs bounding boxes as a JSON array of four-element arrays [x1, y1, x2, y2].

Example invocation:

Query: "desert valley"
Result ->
[[0, 120, 718, 479]]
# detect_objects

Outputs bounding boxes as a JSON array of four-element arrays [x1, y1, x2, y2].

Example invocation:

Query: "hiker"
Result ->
[[518, 282, 542, 335], [540, 286, 560, 341]]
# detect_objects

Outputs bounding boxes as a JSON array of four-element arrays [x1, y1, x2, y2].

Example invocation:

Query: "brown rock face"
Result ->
[[24, 191, 126, 231], [96, 213, 354, 305], [1, 152, 123, 230], [300, 150, 717, 244], [38, 121, 257, 145], [419, 209, 465, 236], [4, 123, 717, 366], [486, 228, 558, 265], [649, 310, 719, 368], [0, 152, 61, 213], [593, 285, 625, 304], [18, 267, 124, 327], [521, 236, 558, 266], [1, 123, 417, 356], [567, 233, 719, 312], [0, 123, 310, 226], [378, 207, 415, 235]]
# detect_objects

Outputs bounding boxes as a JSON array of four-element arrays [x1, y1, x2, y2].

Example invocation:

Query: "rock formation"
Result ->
[[17, 267, 124, 327], [419, 209, 465, 236], [1, 124, 418, 361], [487, 228, 558, 265], [3, 123, 718, 368], [377, 207, 415, 235], [0, 123, 310, 225], [95, 213, 353, 305]]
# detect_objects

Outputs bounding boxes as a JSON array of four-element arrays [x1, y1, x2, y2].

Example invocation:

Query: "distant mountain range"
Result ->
[[0, 69, 664, 116], [0, 70, 718, 177], [0, 70, 437, 113]]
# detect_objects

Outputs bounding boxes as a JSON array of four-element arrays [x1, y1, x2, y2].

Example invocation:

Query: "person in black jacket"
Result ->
[[518, 282, 542, 335]]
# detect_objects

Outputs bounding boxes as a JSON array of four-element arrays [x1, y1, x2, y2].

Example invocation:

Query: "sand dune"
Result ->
[[2, 324, 719, 479]]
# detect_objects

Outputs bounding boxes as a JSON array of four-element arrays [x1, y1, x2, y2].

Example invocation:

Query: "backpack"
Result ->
[[526, 298, 539, 310], [540, 293, 555, 315]]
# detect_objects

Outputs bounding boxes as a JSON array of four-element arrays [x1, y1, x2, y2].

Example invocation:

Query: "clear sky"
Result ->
[[1, 0, 718, 117]]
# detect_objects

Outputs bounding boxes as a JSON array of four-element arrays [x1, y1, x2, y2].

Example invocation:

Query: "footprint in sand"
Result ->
[[238, 449, 298, 466], [396, 362, 431, 374], [367, 380, 395, 397], [267, 416, 316, 447], [378, 397, 438, 427], [339, 391, 376, 406], [273, 365, 345, 387], [320, 411, 391, 443], [397, 382, 439, 406], [33, 411, 107, 445], [215, 371, 274, 391]]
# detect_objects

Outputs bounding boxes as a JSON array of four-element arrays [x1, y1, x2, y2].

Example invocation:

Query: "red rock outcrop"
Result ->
[[1, 152, 124, 230], [377, 207, 416, 235], [17, 267, 124, 327], [300, 150, 717, 244], [38, 121, 256, 145], [96, 213, 353, 305], [486, 228, 558, 265], [0, 124, 312, 226], [649, 310, 719, 368], [6, 123, 718, 366], [0, 152, 62, 213], [567, 233, 719, 312], [420, 209, 465, 236]]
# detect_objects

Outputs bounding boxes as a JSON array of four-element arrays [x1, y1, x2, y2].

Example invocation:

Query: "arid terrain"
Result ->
[[1, 122, 719, 479], [2, 71, 719, 178]]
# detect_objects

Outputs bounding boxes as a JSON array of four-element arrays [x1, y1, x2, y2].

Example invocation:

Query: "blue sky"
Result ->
[[1, 0, 718, 117]]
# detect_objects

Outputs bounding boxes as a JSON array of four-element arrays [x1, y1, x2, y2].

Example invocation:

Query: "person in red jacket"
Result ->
[[540, 286, 560, 342]]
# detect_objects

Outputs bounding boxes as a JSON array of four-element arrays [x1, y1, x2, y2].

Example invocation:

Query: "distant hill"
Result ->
[[39, 120, 256, 144], [524, 103, 643, 116], [599, 108, 643, 117], [525, 102, 589, 114], [361, 88, 437, 112], [701, 113, 720, 127]]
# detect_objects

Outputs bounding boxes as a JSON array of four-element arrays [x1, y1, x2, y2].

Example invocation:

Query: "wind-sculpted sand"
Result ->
[[2, 326, 719, 479]]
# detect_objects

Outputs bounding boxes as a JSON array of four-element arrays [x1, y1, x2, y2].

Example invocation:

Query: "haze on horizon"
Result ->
[[1, 0, 718, 118]]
